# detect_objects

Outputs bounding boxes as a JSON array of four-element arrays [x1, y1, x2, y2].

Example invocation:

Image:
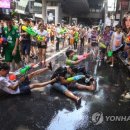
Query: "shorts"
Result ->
[[112, 44, 124, 56], [19, 76, 31, 94], [21, 40, 31, 55], [50, 36, 54, 41], [31, 41, 37, 46], [37, 42, 47, 49], [4, 49, 21, 63], [100, 48, 106, 54], [91, 42, 98, 47], [53, 82, 78, 94]]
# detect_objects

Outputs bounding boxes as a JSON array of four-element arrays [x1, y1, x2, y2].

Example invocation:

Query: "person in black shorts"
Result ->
[[37, 23, 48, 66]]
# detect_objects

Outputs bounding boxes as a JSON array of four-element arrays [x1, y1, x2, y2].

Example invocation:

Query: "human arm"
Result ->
[[66, 59, 84, 66], [8, 76, 26, 90], [110, 34, 114, 50]]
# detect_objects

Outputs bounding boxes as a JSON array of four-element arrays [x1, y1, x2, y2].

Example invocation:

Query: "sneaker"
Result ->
[[104, 56, 107, 60], [48, 62, 52, 71], [124, 92, 130, 99], [110, 64, 114, 67], [76, 97, 82, 106]]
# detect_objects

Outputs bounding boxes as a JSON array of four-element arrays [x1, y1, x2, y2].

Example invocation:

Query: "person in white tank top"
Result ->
[[110, 25, 125, 67]]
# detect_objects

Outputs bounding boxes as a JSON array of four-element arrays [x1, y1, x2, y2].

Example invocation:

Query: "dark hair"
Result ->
[[66, 49, 74, 58], [115, 24, 122, 29], [69, 66, 78, 73], [23, 17, 30, 23], [0, 63, 10, 71], [51, 66, 67, 79]]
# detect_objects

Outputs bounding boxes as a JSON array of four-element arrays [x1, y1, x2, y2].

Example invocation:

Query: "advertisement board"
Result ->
[[0, 0, 11, 9]]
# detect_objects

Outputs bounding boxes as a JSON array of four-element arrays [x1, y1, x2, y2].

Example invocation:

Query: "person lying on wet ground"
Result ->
[[51, 66, 96, 105], [0, 62, 56, 95]]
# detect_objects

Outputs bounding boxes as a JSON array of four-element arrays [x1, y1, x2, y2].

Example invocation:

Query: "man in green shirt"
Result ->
[[3, 18, 21, 69]]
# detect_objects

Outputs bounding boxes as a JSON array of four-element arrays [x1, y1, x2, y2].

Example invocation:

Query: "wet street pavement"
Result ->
[[0, 50, 130, 130]]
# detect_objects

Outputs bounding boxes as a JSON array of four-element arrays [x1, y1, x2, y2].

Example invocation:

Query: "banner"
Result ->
[[120, 0, 129, 10], [0, 0, 11, 9]]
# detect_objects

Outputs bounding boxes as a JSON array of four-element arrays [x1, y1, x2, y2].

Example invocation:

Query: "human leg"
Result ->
[[29, 78, 56, 89], [53, 82, 80, 101], [75, 82, 96, 91], [28, 62, 52, 80], [42, 48, 46, 65]]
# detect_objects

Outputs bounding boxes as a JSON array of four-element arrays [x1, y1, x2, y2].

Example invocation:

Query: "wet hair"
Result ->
[[51, 66, 67, 79], [66, 49, 74, 58], [0, 63, 10, 71]]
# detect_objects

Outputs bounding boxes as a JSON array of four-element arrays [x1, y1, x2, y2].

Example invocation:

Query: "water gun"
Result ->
[[74, 32, 79, 41], [9, 64, 34, 81], [22, 26, 37, 36], [99, 42, 106, 48], [72, 53, 90, 61], [0, 37, 7, 45], [36, 35, 46, 42], [67, 75, 85, 82], [22, 26, 46, 42]]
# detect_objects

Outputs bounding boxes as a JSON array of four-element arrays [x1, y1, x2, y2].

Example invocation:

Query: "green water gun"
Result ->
[[67, 75, 85, 82]]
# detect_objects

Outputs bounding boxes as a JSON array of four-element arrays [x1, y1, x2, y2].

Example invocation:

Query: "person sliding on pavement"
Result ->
[[51, 66, 96, 106], [0, 62, 56, 95], [65, 49, 94, 81]]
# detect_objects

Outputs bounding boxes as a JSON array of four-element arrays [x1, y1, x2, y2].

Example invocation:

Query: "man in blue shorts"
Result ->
[[51, 66, 96, 105]]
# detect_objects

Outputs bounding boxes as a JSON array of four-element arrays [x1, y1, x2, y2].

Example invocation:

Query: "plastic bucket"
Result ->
[[108, 51, 113, 57]]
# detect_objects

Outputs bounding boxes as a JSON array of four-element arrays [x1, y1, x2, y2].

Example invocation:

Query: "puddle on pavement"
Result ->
[[47, 100, 90, 130]]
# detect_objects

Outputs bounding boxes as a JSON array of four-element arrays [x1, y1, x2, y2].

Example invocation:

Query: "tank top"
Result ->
[[112, 32, 123, 51]]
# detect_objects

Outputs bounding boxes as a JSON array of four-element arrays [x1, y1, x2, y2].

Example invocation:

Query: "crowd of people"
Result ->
[[0, 11, 130, 105]]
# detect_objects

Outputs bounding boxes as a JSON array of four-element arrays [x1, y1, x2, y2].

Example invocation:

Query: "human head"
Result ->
[[116, 25, 122, 33], [122, 12, 130, 33], [66, 66, 75, 75], [66, 49, 75, 58], [6, 18, 13, 28], [30, 20, 36, 27], [38, 23, 44, 31], [105, 26, 110, 32], [0, 63, 10, 77], [23, 17, 30, 26]]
